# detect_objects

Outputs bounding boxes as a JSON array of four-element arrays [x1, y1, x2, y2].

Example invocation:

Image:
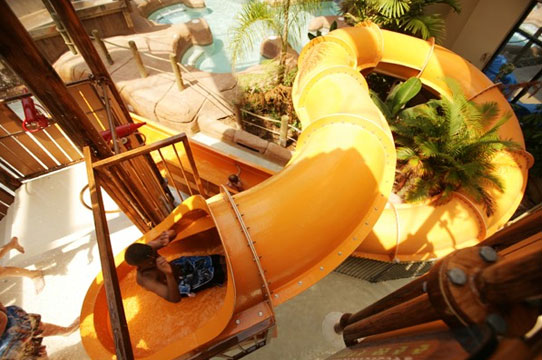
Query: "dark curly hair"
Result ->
[[125, 243, 154, 266]]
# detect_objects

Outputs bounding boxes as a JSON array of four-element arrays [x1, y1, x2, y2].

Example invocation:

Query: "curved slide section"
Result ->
[[206, 22, 396, 310]]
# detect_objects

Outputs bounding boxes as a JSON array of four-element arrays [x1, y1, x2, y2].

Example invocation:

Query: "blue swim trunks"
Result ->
[[171, 255, 224, 296]]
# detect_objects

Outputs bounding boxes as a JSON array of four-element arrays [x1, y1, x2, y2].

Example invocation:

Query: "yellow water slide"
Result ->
[[80, 23, 531, 359]]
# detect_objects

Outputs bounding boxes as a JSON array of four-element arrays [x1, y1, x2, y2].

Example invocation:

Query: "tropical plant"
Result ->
[[229, 0, 321, 84], [372, 78, 520, 216], [340, 0, 461, 43]]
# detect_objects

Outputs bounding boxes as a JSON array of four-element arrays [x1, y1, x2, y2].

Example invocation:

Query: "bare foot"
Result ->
[[165, 229, 176, 241], [32, 270, 45, 294], [9, 237, 25, 254]]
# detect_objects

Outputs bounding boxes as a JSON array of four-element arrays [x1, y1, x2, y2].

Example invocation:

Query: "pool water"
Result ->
[[148, 0, 339, 73]]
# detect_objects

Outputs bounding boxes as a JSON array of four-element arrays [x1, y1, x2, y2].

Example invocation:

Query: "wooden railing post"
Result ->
[[279, 115, 289, 147], [84, 147, 134, 360], [128, 40, 147, 78], [92, 29, 114, 65], [169, 53, 185, 91]]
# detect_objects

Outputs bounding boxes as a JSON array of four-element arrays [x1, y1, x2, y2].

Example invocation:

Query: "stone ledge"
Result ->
[[233, 129, 269, 154], [308, 15, 348, 32], [264, 142, 292, 166], [135, 0, 206, 19]]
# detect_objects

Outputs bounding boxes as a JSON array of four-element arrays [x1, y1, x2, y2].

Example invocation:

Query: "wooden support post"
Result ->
[[48, 0, 138, 133], [342, 293, 440, 346], [337, 275, 428, 332], [129, 41, 148, 78], [83, 147, 134, 360], [480, 206, 542, 251], [0, 0, 111, 158], [279, 115, 289, 147], [92, 29, 114, 65], [180, 137, 206, 197], [169, 53, 185, 91], [478, 242, 542, 304]]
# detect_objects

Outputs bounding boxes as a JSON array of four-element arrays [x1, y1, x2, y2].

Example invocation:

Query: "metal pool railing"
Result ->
[[90, 31, 302, 146]]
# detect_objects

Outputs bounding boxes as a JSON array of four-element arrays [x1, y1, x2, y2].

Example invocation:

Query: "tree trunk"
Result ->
[[278, 0, 290, 84]]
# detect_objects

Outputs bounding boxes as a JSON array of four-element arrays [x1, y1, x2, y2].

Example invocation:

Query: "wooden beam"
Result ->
[[48, 0, 137, 132], [0, 0, 111, 158], [0, 188, 14, 206], [181, 136, 206, 197], [83, 147, 134, 360], [478, 240, 542, 304], [343, 293, 440, 346], [338, 275, 428, 331], [0, 166, 21, 191], [480, 206, 542, 251]]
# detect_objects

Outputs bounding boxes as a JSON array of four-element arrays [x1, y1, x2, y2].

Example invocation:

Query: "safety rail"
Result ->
[[92, 132, 207, 202], [90, 32, 300, 147], [90, 32, 234, 115]]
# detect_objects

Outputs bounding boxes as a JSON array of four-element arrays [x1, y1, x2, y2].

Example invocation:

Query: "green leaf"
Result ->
[[396, 146, 416, 160], [386, 77, 422, 117], [330, 20, 338, 31], [401, 14, 445, 42], [377, 0, 410, 18], [370, 90, 392, 120]]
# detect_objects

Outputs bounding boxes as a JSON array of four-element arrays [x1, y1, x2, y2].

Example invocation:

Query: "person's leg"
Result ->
[[40, 317, 79, 337], [0, 266, 42, 279], [0, 237, 25, 259], [0, 267, 45, 293]]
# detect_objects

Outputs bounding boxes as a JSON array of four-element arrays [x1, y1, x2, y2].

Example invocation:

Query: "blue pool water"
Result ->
[[148, 0, 339, 73]]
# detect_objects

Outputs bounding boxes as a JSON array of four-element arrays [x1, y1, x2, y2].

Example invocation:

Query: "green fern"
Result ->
[[340, 0, 461, 42], [373, 77, 519, 216]]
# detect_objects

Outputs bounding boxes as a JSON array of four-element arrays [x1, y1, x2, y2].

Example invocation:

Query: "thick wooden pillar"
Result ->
[[47, 0, 135, 127], [0, 0, 111, 158]]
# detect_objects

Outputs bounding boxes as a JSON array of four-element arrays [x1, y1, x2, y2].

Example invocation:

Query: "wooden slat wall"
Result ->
[[68, 82, 110, 132], [0, 167, 20, 221], [68, 82, 141, 150], [0, 101, 83, 179]]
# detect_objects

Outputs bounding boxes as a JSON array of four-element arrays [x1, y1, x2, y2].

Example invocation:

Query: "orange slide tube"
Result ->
[[80, 23, 531, 358]]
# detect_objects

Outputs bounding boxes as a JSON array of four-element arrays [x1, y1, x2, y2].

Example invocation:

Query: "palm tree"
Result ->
[[372, 78, 520, 216], [340, 0, 461, 43], [229, 0, 321, 84]]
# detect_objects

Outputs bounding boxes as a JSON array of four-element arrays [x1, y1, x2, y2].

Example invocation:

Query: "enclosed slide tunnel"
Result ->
[[80, 23, 531, 359]]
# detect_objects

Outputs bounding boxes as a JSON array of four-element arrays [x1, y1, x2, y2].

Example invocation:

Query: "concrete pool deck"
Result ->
[[0, 162, 410, 359]]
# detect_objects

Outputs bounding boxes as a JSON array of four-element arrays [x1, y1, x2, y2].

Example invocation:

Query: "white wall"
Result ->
[[445, 0, 533, 69]]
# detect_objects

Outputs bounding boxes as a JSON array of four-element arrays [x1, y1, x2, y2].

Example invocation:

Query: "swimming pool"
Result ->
[[148, 0, 339, 73]]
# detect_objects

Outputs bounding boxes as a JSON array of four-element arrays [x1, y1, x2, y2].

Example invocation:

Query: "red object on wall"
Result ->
[[100, 122, 146, 142], [21, 97, 51, 132]]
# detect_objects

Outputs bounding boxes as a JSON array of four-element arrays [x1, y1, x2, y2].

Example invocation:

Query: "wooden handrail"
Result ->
[[93, 133, 187, 169]]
